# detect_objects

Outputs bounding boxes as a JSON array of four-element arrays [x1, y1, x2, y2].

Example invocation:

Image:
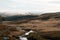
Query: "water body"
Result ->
[[3, 30, 34, 40], [3, 36, 9, 40], [25, 30, 34, 35], [19, 30, 34, 40], [19, 36, 28, 40]]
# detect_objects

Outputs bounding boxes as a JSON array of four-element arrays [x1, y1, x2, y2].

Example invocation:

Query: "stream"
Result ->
[[19, 30, 34, 40], [3, 30, 34, 40], [19, 36, 28, 40]]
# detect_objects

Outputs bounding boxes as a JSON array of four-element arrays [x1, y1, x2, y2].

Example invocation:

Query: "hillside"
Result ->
[[0, 12, 60, 40]]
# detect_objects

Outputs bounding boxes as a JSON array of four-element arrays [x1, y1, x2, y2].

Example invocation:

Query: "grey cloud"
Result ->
[[49, 1, 60, 4]]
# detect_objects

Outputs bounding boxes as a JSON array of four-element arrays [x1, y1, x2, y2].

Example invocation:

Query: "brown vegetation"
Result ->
[[0, 12, 60, 40]]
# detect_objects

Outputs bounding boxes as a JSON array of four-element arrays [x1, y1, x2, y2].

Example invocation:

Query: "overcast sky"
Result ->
[[0, 0, 60, 13]]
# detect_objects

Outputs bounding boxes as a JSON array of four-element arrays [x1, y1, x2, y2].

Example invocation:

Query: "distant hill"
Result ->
[[37, 12, 60, 20], [4, 15, 38, 21], [1, 12, 60, 21]]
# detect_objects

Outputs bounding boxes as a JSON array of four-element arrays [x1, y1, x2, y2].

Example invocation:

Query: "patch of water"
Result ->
[[3, 37, 9, 40], [25, 30, 34, 35], [19, 30, 34, 40], [19, 36, 28, 40]]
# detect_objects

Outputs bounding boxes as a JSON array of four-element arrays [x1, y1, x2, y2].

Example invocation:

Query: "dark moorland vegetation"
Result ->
[[0, 12, 60, 40]]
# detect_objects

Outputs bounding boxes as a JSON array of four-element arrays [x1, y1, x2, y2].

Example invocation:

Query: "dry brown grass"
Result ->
[[0, 13, 60, 40]]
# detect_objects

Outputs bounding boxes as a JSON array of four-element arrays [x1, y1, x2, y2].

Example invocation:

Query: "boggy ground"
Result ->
[[0, 12, 60, 40]]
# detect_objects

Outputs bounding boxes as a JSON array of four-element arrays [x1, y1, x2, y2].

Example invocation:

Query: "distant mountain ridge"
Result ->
[[0, 12, 32, 17], [4, 15, 38, 21], [0, 12, 60, 21]]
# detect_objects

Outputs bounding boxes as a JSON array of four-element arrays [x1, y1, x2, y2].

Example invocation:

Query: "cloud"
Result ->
[[0, 0, 60, 13], [49, 0, 60, 4]]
